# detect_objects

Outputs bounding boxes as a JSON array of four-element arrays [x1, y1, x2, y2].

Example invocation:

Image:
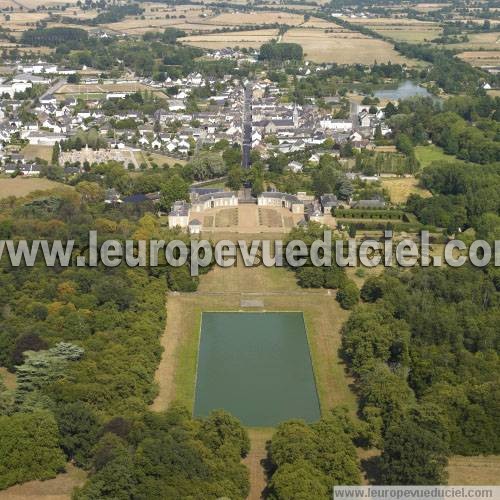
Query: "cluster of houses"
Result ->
[[0, 50, 393, 177], [249, 80, 390, 160]]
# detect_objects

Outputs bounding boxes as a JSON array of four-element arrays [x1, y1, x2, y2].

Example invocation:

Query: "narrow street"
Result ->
[[242, 81, 253, 169]]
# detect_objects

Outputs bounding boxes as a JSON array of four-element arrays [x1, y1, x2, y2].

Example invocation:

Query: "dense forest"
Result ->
[[407, 160, 500, 234], [0, 188, 248, 495], [342, 265, 500, 483], [266, 409, 361, 499]]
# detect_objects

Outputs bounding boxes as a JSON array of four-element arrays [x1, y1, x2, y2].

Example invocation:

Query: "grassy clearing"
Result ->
[[0, 367, 16, 391], [147, 152, 187, 167], [21, 144, 53, 163], [382, 177, 432, 204], [0, 178, 71, 199], [447, 455, 500, 485], [0, 463, 86, 500], [415, 145, 463, 168]]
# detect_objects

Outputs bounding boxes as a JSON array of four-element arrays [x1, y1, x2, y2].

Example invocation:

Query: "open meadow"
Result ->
[[415, 144, 464, 168], [0, 178, 71, 199], [21, 144, 53, 163], [447, 456, 500, 485], [381, 177, 432, 204], [0, 464, 86, 500]]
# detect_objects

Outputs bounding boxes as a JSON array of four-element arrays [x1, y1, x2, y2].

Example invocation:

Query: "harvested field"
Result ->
[[181, 28, 279, 49], [55, 82, 156, 95], [412, 3, 451, 12], [102, 5, 215, 34], [282, 27, 408, 64], [3, 12, 50, 36], [207, 11, 306, 27], [447, 456, 500, 485], [344, 17, 442, 43], [373, 24, 441, 43], [458, 50, 500, 68], [345, 16, 436, 26], [0, 43, 53, 54], [0, 178, 71, 199]]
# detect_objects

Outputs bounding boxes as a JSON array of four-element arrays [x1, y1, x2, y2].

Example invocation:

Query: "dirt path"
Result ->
[[243, 429, 273, 500], [0, 464, 86, 500], [150, 297, 181, 412]]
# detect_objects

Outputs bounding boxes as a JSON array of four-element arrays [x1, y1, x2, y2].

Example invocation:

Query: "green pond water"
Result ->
[[194, 312, 321, 427]]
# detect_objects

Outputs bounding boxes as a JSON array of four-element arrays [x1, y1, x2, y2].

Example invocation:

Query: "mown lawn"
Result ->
[[415, 145, 464, 168]]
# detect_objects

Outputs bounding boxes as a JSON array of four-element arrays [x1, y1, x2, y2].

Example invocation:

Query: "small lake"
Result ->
[[374, 80, 433, 101]]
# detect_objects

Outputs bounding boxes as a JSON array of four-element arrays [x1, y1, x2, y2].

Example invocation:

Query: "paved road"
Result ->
[[242, 82, 252, 169], [40, 78, 65, 100]]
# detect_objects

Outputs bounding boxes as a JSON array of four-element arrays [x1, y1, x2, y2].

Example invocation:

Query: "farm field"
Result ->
[[447, 456, 500, 485], [1, 8, 95, 37], [458, 50, 500, 68], [282, 27, 408, 64], [373, 24, 441, 43], [181, 28, 279, 49], [341, 16, 442, 43], [412, 3, 451, 12], [207, 11, 307, 27], [55, 82, 157, 95], [0, 178, 71, 199], [381, 177, 432, 204], [103, 17, 214, 35], [452, 31, 500, 51], [102, 8, 309, 35]]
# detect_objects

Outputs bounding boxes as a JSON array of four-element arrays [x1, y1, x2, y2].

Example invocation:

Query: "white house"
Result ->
[[319, 119, 353, 131], [287, 161, 303, 173]]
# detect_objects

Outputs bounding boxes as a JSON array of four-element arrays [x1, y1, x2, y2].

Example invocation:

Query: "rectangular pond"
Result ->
[[194, 312, 321, 426]]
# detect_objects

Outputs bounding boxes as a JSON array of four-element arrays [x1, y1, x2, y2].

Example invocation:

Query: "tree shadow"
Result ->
[[361, 454, 383, 485]]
